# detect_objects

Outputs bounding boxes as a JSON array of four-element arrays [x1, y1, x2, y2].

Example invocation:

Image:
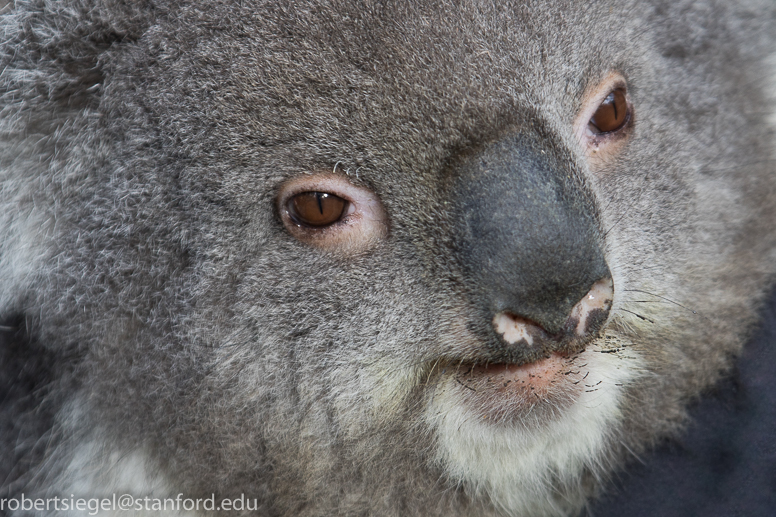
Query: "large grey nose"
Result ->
[[452, 132, 611, 340]]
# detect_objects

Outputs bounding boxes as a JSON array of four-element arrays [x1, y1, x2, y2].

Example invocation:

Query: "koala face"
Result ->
[[1, 1, 775, 516]]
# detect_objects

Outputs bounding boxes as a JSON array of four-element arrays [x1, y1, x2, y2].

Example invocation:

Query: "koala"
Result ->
[[1, 0, 775, 516]]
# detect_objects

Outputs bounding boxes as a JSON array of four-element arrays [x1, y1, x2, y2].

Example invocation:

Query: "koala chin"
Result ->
[[1, 1, 776, 516]]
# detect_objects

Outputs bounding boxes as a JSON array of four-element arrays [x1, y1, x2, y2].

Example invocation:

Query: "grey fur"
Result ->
[[1, 0, 775, 516]]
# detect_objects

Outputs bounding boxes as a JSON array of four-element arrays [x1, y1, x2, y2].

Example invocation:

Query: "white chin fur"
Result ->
[[425, 347, 642, 517]]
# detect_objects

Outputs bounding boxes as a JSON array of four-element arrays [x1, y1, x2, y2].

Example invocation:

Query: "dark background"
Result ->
[[587, 288, 776, 516]]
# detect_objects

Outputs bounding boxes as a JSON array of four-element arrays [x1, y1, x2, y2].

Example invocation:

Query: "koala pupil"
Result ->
[[289, 191, 347, 227]]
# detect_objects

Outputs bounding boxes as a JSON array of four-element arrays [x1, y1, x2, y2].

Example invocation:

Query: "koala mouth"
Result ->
[[447, 351, 590, 424], [465, 354, 574, 390], [443, 279, 614, 423]]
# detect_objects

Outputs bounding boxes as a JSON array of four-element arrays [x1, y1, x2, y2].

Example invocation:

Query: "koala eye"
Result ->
[[588, 88, 629, 133], [288, 192, 348, 227], [277, 174, 388, 253]]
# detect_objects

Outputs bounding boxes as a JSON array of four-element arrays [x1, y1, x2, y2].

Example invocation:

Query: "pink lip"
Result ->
[[469, 354, 568, 391], [455, 353, 582, 423]]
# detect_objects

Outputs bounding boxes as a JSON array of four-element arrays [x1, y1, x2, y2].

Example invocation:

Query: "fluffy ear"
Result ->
[[0, 0, 152, 121], [0, 1, 155, 491], [0, 0, 151, 313]]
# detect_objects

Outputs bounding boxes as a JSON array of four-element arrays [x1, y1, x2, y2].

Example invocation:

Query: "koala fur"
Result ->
[[1, 0, 775, 516]]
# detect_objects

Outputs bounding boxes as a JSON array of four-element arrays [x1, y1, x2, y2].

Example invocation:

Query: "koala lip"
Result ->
[[452, 351, 585, 422], [466, 353, 572, 392]]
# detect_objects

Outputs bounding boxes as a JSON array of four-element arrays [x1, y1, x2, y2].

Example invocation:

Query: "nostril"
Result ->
[[493, 277, 614, 347], [492, 313, 546, 346], [567, 277, 614, 337]]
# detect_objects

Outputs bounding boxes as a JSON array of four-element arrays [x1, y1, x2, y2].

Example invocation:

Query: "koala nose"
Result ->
[[492, 277, 613, 345], [453, 132, 611, 340]]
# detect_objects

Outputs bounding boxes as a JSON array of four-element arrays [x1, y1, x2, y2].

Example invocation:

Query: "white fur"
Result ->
[[40, 405, 199, 517], [426, 346, 642, 517]]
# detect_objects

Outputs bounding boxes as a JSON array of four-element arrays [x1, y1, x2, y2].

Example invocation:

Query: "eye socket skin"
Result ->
[[277, 174, 388, 253], [574, 72, 635, 161], [589, 88, 629, 133], [288, 191, 348, 227]]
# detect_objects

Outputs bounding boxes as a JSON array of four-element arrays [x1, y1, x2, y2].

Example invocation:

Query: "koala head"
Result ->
[[1, 1, 775, 516]]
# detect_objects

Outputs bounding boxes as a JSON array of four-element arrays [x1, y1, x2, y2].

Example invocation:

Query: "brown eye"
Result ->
[[288, 191, 348, 227], [589, 88, 629, 133]]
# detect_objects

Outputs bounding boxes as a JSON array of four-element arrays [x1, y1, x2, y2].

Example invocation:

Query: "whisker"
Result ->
[[616, 308, 655, 324], [603, 188, 645, 237], [622, 288, 698, 315]]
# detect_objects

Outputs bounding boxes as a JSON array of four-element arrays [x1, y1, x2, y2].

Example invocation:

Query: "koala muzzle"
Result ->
[[453, 132, 612, 359]]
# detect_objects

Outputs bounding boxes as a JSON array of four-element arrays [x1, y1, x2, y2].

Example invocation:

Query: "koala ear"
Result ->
[[0, 0, 153, 323], [0, 0, 152, 112]]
